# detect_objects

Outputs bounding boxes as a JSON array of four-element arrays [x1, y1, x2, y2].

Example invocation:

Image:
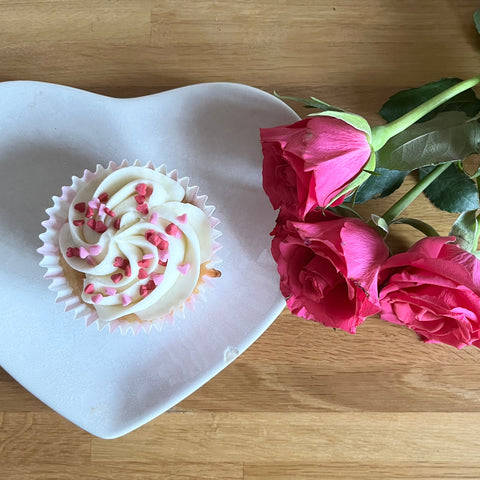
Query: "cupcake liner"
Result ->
[[38, 159, 221, 335]]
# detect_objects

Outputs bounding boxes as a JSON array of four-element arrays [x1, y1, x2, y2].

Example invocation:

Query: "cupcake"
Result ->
[[38, 160, 221, 334]]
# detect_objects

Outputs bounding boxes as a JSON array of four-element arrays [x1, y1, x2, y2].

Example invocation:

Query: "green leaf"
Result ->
[[376, 111, 480, 171], [379, 77, 480, 123], [273, 92, 345, 112], [420, 163, 480, 213], [449, 210, 479, 252], [474, 10, 480, 36], [371, 214, 389, 234], [391, 218, 440, 237], [345, 167, 407, 204]]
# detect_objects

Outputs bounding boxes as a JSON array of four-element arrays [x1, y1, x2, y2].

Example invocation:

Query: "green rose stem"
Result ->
[[371, 75, 480, 151], [380, 162, 450, 226]]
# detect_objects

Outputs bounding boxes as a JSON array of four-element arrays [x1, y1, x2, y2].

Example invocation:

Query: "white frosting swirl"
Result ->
[[59, 166, 214, 322]]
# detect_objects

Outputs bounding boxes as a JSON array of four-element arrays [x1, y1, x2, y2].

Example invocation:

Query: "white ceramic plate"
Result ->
[[0, 81, 299, 438]]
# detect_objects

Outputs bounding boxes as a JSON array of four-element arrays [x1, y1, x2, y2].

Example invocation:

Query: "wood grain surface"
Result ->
[[2, 1, 480, 479]]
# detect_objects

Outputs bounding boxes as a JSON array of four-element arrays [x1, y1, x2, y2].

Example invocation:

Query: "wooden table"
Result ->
[[2, 1, 480, 478]]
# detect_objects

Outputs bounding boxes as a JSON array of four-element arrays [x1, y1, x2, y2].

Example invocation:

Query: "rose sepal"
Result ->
[[450, 210, 480, 257]]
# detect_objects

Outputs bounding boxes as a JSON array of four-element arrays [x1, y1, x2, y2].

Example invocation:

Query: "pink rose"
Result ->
[[379, 236, 480, 348], [272, 212, 389, 333], [261, 115, 373, 219]]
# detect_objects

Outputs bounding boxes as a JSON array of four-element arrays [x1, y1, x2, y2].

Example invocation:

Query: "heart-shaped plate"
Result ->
[[0, 81, 299, 438]]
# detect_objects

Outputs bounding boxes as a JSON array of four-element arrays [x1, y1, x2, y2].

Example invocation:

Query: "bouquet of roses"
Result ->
[[261, 72, 480, 350]]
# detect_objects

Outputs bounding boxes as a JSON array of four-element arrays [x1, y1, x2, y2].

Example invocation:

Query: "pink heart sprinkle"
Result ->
[[89, 244, 102, 256], [85, 256, 97, 266], [152, 274, 164, 285], [177, 263, 190, 275], [165, 223, 182, 238], [84, 283, 95, 294], [74, 202, 86, 213], [94, 221, 108, 233], [158, 239, 169, 250], [158, 250, 169, 262], [73, 219, 84, 227], [145, 185, 153, 197], [149, 212, 158, 224], [113, 217, 122, 230], [79, 247, 89, 259], [135, 194, 145, 205], [176, 214, 188, 224], [135, 183, 147, 196], [145, 230, 161, 246], [122, 294, 132, 306], [113, 256, 125, 267], [98, 192, 109, 203], [138, 268, 148, 279], [111, 273, 123, 284], [98, 204, 106, 217], [138, 259, 151, 268], [136, 203, 149, 215], [88, 198, 100, 209], [91, 294, 103, 304], [105, 287, 117, 296]]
